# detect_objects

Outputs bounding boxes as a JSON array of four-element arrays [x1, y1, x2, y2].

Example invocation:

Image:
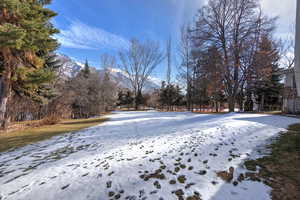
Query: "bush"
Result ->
[[39, 115, 61, 126]]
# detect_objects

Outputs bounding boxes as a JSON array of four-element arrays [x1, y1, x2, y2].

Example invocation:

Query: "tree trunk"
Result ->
[[0, 48, 13, 129], [228, 96, 235, 112], [0, 67, 12, 129], [216, 101, 219, 113], [134, 97, 139, 111], [238, 98, 243, 112], [186, 90, 191, 111], [260, 94, 265, 112]]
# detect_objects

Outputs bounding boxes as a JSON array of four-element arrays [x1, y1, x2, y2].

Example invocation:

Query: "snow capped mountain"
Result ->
[[55, 54, 161, 91], [75, 61, 85, 68], [99, 67, 161, 92], [55, 54, 84, 78]]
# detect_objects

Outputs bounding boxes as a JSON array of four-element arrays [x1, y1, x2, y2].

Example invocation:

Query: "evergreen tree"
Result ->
[[81, 59, 91, 78], [251, 35, 283, 111], [44, 54, 62, 70], [117, 90, 134, 109], [124, 91, 134, 107], [159, 81, 183, 110], [117, 91, 125, 106], [135, 91, 144, 109], [0, 0, 59, 128], [34, 54, 62, 101]]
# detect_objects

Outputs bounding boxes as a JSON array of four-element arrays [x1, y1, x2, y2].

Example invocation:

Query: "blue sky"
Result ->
[[49, 0, 296, 79], [49, 0, 204, 79]]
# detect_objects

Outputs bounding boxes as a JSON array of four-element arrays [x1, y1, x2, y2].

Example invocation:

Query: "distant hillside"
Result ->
[[98, 68, 161, 92], [55, 54, 161, 92], [55, 54, 84, 78]]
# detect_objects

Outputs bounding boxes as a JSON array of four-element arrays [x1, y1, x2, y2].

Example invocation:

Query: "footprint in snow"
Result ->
[[61, 184, 70, 190], [82, 172, 89, 177]]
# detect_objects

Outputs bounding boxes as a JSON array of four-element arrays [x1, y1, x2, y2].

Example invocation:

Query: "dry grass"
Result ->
[[238, 111, 283, 115], [0, 117, 108, 152], [243, 123, 300, 200], [193, 111, 227, 115]]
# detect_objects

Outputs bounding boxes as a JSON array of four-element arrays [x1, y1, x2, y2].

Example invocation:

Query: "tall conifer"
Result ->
[[0, 0, 59, 128]]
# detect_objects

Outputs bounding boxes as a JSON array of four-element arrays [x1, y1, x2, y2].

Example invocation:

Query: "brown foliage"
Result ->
[[39, 115, 61, 126]]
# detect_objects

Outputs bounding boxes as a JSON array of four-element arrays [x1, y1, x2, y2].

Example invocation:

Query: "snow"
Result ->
[[107, 67, 126, 75], [106, 67, 161, 90], [0, 111, 299, 200]]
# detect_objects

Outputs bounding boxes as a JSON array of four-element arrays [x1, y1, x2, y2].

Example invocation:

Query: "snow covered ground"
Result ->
[[0, 111, 299, 200]]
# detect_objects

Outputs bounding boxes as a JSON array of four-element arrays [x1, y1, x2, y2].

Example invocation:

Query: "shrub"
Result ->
[[40, 115, 61, 126]]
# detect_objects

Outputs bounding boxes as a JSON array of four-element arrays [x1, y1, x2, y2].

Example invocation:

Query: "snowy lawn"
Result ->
[[0, 111, 299, 200]]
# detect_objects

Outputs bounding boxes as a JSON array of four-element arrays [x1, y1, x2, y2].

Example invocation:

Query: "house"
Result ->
[[283, 1, 300, 113], [282, 68, 300, 113]]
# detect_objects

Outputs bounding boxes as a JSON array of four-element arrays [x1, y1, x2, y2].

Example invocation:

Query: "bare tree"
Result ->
[[100, 54, 117, 69], [280, 23, 295, 69], [192, 0, 276, 112], [100, 71, 117, 112], [119, 39, 164, 110], [178, 25, 193, 111]]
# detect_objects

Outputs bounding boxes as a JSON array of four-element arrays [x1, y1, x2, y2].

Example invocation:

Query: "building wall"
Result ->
[[283, 97, 300, 113], [295, 0, 300, 95], [282, 69, 300, 113], [285, 71, 294, 88]]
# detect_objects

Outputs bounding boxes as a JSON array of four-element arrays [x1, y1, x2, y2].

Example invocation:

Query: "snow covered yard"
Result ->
[[0, 111, 299, 200]]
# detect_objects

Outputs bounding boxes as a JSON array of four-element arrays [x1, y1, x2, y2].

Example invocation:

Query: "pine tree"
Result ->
[[251, 35, 283, 111], [159, 81, 183, 111], [117, 90, 134, 109], [0, 0, 59, 128], [44, 54, 62, 70], [135, 91, 144, 109], [81, 59, 91, 78], [117, 91, 125, 106], [125, 91, 134, 107], [35, 54, 63, 102]]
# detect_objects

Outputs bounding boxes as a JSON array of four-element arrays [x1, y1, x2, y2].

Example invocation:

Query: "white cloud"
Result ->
[[55, 20, 130, 50], [189, 0, 296, 37], [260, 0, 297, 68], [261, 0, 296, 35]]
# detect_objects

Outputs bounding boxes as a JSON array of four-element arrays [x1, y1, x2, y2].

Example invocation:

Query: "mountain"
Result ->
[[55, 54, 161, 92], [99, 68, 161, 92], [55, 54, 84, 78]]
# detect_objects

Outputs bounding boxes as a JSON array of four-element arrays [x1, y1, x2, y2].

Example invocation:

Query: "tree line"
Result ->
[[122, 0, 285, 112], [0, 0, 290, 130], [177, 0, 284, 112], [0, 0, 118, 129]]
